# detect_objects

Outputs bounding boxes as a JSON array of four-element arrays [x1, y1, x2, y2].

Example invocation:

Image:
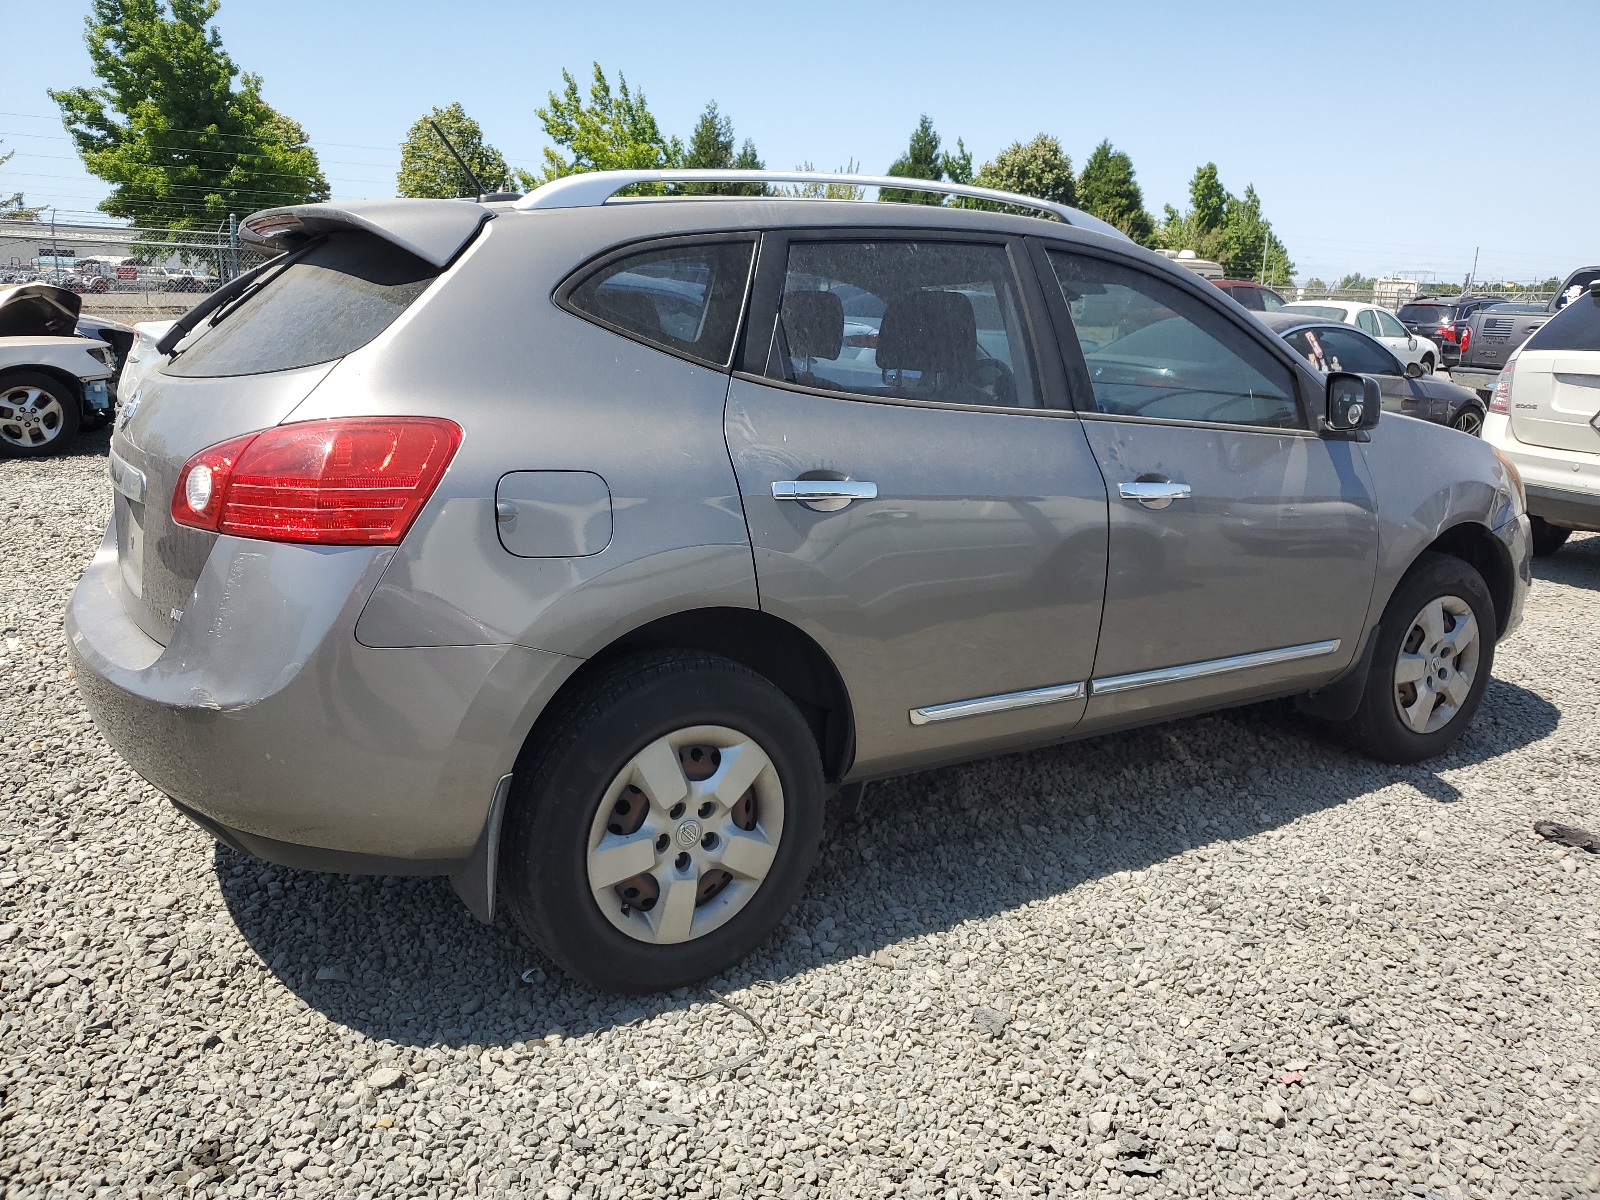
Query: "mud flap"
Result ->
[[1295, 626, 1380, 722], [450, 773, 513, 925]]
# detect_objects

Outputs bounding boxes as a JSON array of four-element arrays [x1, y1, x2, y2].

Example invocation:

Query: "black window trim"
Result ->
[[552, 231, 760, 371], [1026, 237, 1324, 436], [731, 227, 1074, 416]]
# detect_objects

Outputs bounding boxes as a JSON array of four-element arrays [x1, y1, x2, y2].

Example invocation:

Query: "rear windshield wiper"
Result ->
[[155, 236, 327, 358]]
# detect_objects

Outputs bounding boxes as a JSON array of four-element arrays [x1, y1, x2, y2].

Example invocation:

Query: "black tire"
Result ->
[[502, 650, 825, 993], [1420, 354, 1435, 375], [0, 371, 80, 458], [1529, 516, 1571, 558], [1338, 552, 1496, 764], [1449, 404, 1485, 437]]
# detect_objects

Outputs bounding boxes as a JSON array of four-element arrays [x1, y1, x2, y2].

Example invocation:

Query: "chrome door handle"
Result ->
[[1118, 480, 1191, 509], [772, 480, 878, 511]]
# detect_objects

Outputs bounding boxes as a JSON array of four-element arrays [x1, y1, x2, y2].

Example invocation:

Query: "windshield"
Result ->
[[165, 232, 438, 378]]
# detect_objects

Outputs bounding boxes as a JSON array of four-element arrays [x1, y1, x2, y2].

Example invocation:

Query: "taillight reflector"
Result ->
[[171, 417, 462, 545]]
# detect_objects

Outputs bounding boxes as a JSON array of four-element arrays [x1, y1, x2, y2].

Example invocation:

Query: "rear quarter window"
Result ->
[[1523, 295, 1600, 352], [165, 232, 438, 378]]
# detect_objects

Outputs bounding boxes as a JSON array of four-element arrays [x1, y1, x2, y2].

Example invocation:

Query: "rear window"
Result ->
[[165, 232, 438, 378], [1398, 303, 1451, 323], [1281, 304, 1346, 321], [1523, 295, 1600, 352]]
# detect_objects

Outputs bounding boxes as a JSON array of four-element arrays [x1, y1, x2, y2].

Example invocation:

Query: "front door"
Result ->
[[724, 235, 1109, 776], [1039, 246, 1379, 724]]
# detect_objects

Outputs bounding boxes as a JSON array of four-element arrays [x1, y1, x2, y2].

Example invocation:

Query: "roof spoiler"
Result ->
[[512, 169, 1132, 241], [239, 199, 492, 268]]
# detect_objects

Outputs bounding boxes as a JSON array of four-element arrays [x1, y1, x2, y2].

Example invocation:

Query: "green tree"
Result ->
[[1076, 139, 1154, 244], [1, 139, 44, 221], [1158, 164, 1294, 285], [50, 0, 327, 240], [1335, 273, 1375, 291], [776, 161, 864, 200], [396, 103, 508, 199], [678, 101, 765, 195], [524, 63, 681, 191], [881, 115, 945, 204], [973, 134, 1077, 212]]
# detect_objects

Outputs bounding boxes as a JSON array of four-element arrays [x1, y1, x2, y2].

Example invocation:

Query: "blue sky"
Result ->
[[4, 0, 1596, 285]]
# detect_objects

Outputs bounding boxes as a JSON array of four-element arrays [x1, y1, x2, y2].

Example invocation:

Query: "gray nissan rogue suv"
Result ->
[[67, 170, 1532, 992]]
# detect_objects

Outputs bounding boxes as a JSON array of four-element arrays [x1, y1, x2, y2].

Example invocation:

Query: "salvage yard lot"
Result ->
[[2, 429, 1598, 1200]]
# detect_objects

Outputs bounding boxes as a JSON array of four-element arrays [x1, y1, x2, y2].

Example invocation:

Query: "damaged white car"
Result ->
[[0, 283, 117, 457]]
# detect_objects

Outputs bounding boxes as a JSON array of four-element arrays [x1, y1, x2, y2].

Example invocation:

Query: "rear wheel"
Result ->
[[1337, 553, 1495, 764], [0, 371, 79, 458], [1529, 516, 1572, 558], [1449, 404, 1484, 437], [502, 651, 825, 993]]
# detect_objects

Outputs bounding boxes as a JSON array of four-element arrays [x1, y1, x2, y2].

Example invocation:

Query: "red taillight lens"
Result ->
[[1489, 358, 1514, 414], [1459, 327, 1472, 356], [171, 417, 462, 545], [1439, 322, 1457, 343]]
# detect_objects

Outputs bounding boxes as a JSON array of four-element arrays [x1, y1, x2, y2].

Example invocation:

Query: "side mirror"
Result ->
[[1324, 372, 1381, 433], [1404, 360, 1424, 380]]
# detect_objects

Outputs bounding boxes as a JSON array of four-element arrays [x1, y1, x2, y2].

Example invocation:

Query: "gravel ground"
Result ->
[[3, 428, 1598, 1200]]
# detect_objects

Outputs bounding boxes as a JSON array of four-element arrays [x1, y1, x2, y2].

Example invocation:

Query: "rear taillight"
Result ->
[[171, 417, 462, 545], [1489, 358, 1515, 413], [1459, 327, 1472, 356], [1438, 322, 1457, 343]]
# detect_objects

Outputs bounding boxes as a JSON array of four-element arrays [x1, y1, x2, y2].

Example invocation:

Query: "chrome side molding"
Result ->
[[1089, 639, 1341, 696], [909, 680, 1084, 726]]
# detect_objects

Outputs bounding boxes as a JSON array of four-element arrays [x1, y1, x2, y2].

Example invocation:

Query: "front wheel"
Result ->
[[502, 651, 825, 993], [1420, 355, 1435, 375], [1449, 404, 1485, 437], [1337, 553, 1495, 764], [0, 371, 80, 457], [1529, 516, 1571, 557]]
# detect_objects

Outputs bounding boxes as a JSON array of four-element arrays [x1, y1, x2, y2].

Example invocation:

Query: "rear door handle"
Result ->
[[772, 480, 878, 511], [1118, 480, 1191, 509]]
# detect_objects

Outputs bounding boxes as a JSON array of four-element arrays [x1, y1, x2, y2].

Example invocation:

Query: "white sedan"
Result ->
[[1278, 300, 1442, 374]]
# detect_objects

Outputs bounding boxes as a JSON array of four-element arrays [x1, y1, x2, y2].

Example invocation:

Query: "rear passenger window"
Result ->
[[763, 240, 1039, 408], [563, 239, 755, 368], [1047, 251, 1302, 429]]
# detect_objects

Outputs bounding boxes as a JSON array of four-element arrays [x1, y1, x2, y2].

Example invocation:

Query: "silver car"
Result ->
[[68, 170, 1532, 993]]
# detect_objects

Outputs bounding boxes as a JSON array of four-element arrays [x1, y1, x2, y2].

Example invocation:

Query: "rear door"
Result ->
[[1511, 295, 1600, 454], [1038, 245, 1378, 724], [723, 232, 1109, 776]]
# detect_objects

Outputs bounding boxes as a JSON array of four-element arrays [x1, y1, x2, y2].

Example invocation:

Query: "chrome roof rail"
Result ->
[[512, 169, 1130, 240]]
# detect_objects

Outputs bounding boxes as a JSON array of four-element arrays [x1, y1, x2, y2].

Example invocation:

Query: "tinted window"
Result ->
[[1398, 303, 1452, 324], [565, 239, 755, 367], [1523, 294, 1600, 352], [1284, 327, 1398, 375], [1355, 310, 1381, 335], [1281, 304, 1347, 321], [1375, 310, 1408, 338], [1234, 286, 1263, 310], [167, 232, 438, 378], [1259, 288, 1284, 310], [764, 240, 1039, 408], [1048, 251, 1301, 429]]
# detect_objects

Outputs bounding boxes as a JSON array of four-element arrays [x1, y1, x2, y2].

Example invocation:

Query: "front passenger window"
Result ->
[[1047, 251, 1302, 429]]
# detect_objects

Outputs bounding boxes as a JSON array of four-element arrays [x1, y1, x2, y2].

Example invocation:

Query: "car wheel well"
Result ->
[[536, 608, 855, 784], [1422, 522, 1513, 638], [0, 365, 83, 408]]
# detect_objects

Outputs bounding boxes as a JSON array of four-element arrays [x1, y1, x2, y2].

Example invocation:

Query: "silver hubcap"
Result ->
[[1394, 594, 1480, 734], [586, 724, 784, 945], [1453, 409, 1483, 436], [0, 386, 66, 448]]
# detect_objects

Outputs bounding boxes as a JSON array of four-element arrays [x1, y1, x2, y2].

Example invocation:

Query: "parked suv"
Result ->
[[1396, 297, 1507, 370], [1483, 280, 1600, 555], [68, 172, 1531, 992]]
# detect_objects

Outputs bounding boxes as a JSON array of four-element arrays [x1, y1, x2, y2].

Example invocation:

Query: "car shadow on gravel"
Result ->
[[215, 675, 1559, 1049], [1537, 531, 1600, 591], [52, 422, 113, 460]]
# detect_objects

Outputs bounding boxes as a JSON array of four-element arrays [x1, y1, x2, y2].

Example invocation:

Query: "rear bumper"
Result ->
[[1484, 412, 1600, 532], [67, 523, 577, 871]]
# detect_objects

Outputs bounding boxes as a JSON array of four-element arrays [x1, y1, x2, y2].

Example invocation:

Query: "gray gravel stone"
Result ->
[[2, 431, 1598, 1199]]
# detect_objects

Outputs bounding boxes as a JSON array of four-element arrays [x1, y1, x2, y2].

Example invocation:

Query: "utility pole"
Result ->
[[1467, 247, 1479, 293], [49, 206, 59, 271]]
